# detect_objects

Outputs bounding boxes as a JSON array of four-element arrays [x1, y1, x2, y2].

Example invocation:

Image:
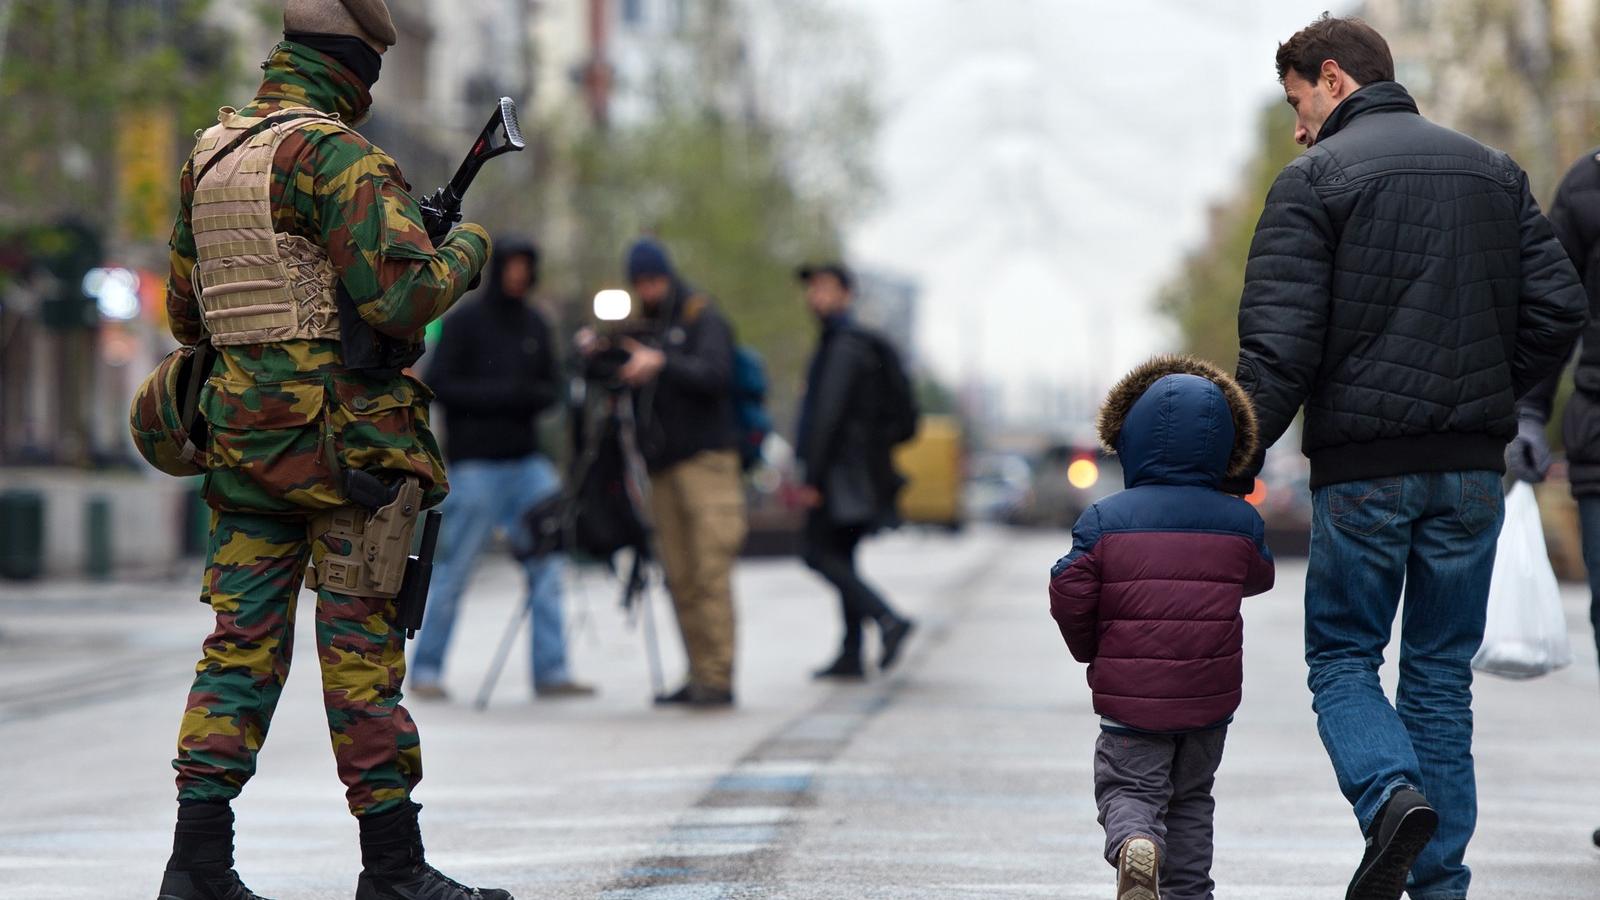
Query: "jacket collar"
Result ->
[[1315, 81, 1419, 144], [251, 41, 373, 123]]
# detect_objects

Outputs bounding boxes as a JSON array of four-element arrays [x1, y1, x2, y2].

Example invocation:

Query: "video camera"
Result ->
[[579, 289, 661, 384]]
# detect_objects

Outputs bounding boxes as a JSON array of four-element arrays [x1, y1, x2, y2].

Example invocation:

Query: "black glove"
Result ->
[[1505, 415, 1553, 483]]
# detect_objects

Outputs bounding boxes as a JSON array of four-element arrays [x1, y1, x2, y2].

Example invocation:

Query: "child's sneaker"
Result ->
[[1116, 836, 1160, 900]]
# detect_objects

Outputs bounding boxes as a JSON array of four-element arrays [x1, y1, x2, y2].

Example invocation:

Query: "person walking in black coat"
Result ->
[[795, 263, 917, 679], [1235, 15, 1586, 900], [1506, 147, 1600, 850]]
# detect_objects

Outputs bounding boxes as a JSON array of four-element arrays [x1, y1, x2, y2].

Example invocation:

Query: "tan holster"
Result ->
[[306, 477, 422, 599]]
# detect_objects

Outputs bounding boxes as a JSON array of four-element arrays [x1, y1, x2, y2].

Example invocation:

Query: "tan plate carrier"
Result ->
[[189, 106, 344, 347]]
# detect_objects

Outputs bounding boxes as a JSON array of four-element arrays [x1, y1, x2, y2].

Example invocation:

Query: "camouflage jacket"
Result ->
[[167, 41, 490, 513]]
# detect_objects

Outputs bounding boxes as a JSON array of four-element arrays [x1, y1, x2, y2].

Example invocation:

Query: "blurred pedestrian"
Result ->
[[617, 238, 747, 708], [1510, 146, 1600, 850], [1235, 15, 1586, 899], [147, 1, 510, 897], [1051, 356, 1275, 900], [411, 239, 595, 702], [794, 263, 918, 679]]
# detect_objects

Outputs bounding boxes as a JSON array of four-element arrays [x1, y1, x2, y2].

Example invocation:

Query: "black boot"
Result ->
[[157, 802, 271, 900], [1346, 788, 1438, 900], [878, 617, 916, 671], [813, 651, 866, 680], [355, 802, 513, 900]]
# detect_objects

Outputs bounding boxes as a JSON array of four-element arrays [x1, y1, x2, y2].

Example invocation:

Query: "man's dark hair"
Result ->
[[1276, 13, 1395, 86]]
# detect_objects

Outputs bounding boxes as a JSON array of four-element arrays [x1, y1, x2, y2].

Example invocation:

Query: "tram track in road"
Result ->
[[0, 648, 185, 727], [599, 539, 1008, 899]]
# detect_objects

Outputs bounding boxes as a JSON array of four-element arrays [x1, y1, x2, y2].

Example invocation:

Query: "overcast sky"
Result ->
[[848, 0, 1355, 416]]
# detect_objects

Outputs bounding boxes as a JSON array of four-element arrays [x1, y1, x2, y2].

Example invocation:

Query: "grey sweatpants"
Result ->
[[1094, 726, 1228, 900]]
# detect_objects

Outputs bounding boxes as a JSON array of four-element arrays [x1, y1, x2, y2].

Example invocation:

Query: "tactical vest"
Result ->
[[188, 106, 343, 347]]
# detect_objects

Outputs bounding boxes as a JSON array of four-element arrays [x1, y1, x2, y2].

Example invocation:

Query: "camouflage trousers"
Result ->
[[172, 509, 421, 817]]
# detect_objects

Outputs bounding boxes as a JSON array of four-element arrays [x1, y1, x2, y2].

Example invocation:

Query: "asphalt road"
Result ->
[[2, 525, 1597, 899]]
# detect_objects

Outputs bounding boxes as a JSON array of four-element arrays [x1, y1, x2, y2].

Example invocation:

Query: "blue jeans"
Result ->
[[1576, 496, 1600, 670], [410, 455, 570, 687], [1306, 471, 1503, 900]]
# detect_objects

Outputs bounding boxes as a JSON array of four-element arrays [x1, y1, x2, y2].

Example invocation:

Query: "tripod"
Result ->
[[473, 381, 667, 710]]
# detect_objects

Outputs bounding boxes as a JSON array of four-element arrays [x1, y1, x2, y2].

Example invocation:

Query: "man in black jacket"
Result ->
[[1236, 16, 1586, 900], [611, 238, 746, 708], [412, 239, 595, 701], [1508, 148, 1600, 850], [794, 263, 916, 680]]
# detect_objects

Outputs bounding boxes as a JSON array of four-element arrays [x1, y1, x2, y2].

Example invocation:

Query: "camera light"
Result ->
[[594, 289, 633, 322]]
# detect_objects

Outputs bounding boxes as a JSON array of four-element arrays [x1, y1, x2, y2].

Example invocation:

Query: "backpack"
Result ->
[[683, 293, 772, 472], [731, 345, 772, 471], [861, 331, 920, 447]]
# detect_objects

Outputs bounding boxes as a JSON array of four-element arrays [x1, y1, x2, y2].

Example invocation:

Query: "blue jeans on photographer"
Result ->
[[411, 455, 571, 689], [1305, 471, 1503, 900]]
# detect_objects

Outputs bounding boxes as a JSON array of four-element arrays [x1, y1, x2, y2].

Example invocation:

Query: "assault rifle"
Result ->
[[418, 97, 526, 241]]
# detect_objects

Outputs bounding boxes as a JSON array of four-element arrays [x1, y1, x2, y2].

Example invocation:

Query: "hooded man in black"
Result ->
[[413, 239, 595, 701]]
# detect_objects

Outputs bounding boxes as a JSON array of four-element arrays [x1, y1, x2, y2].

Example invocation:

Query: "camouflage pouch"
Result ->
[[200, 375, 343, 512]]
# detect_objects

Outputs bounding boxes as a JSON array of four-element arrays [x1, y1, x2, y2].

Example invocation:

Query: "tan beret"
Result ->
[[284, 0, 397, 49]]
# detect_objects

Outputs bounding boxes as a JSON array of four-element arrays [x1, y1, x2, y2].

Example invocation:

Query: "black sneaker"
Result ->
[[654, 684, 694, 706], [879, 617, 916, 671], [812, 653, 867, 681], [1592, 826, 1599, 849], [690, 685, 736, 708], [1346, 789, 1438, 900]]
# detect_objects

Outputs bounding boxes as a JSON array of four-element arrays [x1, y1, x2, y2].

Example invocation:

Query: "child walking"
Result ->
[[1049, 356, 1275, 900]]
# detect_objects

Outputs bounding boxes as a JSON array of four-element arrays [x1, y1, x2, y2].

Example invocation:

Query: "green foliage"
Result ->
[[1157, 104, 1300, 368], [0, 0, 233, 223], [1162, 0, 1600, 369], [564, 114, 840, 389], [539, 2, 880, 430]]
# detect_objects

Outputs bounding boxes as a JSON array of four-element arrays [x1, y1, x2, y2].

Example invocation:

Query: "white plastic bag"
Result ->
[[1472, 482, 1572, 679]]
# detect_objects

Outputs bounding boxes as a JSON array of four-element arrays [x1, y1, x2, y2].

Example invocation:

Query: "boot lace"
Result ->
[[414, 862, 481, 899]]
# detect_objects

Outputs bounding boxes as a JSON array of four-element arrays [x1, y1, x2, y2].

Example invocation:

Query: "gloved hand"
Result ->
[[1506, 415, 1553, 483]]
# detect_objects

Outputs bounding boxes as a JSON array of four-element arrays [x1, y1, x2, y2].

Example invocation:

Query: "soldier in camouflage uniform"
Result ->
[[155, 2, 511, 899]]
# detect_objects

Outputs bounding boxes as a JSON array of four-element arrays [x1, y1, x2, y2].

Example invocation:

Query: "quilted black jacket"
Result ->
[[1523, 148, 1600, 494], [1235, 81, 1587, 489]]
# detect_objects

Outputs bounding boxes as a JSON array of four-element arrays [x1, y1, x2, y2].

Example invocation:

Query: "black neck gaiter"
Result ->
[[284, 32, 383, 90]]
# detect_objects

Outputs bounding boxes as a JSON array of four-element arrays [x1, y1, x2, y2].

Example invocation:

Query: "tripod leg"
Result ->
[[638, 563, 666, 697], [474, 594, 532, 711]]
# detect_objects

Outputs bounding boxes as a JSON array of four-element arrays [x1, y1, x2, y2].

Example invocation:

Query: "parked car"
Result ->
[[744, 434, 805, 557], [1011, 442, 1122, 529], [965, 451, 1032, 522]]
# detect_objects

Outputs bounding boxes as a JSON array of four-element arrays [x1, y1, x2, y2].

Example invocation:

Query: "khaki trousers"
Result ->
[[649, 450, 747, 692]]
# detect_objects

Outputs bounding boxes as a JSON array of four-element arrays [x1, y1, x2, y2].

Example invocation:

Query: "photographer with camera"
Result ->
[[583, 238, 747, 708], [409, 238, 596, 703]]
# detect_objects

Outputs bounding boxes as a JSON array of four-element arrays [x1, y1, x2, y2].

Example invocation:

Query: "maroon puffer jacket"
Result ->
[[1049, 357, 1275, 732]]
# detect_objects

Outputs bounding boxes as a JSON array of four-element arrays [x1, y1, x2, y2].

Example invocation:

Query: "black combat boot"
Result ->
[[157, 801, 272, 900], [356, 802, 513, 900]]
